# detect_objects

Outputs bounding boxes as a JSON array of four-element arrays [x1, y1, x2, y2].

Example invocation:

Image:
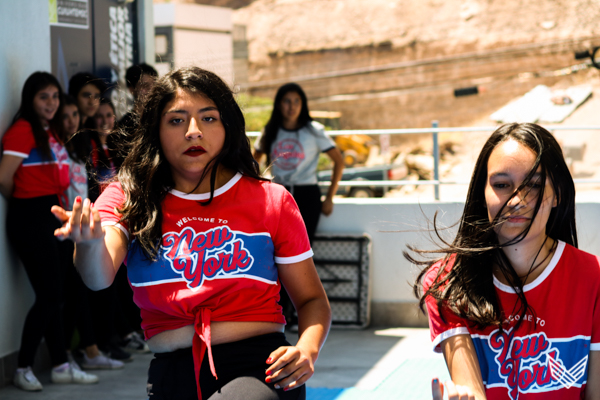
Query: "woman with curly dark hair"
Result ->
[[52, 67, 331, 400], [409, 123, 600, 399]]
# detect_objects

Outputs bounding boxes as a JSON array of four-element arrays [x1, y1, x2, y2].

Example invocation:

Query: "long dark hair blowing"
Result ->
[[258, 82, 312, 165], [119, 67, 265, 260], [408, 123, 576, 331], [13, 72, 64, 160]]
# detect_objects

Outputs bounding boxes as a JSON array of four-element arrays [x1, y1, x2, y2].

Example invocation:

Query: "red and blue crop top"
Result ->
[[2, 118, 70, 201], [95, 173, 313, 399]]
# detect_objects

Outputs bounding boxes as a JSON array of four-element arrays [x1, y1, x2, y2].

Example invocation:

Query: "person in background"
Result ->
[[108, 63, 160, 342], [67, 72, 109, 198], [408, 123, 600, 399], [89, 97, 116, 199], [68, 73, 133, 363], [68, 72, 106, 131], [62, 95, 88, 204], [0, 72, 98, 391], [254, 83, 344, 241], [52, 66, 331, 400], [67, 72, 113, 203], [109, 63, 158, 170], [253, 83, 343, 325], [60, 94, 124, 371], [93, 97, 150, 355], [123, 62, 158, 121]]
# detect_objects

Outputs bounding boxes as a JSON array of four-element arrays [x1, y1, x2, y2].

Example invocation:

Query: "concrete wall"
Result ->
[[138, 0, 156, 66], [155, 3, 234, 83], [173, 30, 233, 81], [0, 1, 51, 361], [317, 196, 600, 327]]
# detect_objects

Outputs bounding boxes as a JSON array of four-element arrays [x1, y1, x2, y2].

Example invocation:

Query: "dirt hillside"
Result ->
[[234, 0, 600, 63]]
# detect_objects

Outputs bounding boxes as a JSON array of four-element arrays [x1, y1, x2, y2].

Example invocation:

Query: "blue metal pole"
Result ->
[[432, 120, 440, 200]]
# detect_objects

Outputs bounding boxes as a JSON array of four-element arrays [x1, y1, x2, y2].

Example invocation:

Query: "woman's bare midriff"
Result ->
[[147, 321, 285, 353]]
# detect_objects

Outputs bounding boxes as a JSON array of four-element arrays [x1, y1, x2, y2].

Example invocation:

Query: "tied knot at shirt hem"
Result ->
[[193, 308, 216, 400]]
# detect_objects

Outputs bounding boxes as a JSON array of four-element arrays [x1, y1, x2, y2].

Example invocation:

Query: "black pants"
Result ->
[[7, 195, 69, 367], [114, 264, 142, 334], [148, 332, 306, 400], [281, 184, 322, 325], [284, 184, 322, 244], [63, 240, 97, 349]]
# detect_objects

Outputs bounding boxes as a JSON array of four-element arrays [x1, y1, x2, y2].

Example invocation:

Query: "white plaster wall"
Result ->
[[139, 0, 156, 65], [318, 197, 600, 305], [173, 3, 232, 32], [153, 3, 175, 27], [0, 1, 51, 358], [173, 30, 234, 84]]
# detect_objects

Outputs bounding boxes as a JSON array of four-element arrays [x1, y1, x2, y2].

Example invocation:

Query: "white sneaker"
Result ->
[[82, 352, 124, 370], [123, 332, 151, 354], [14, 367, 43, 391], [67, 352, 82, 371], [51, 362, 99, 384]]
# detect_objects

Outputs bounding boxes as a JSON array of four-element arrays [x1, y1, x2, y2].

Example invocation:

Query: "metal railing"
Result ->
[[247, 124, 600, 200]]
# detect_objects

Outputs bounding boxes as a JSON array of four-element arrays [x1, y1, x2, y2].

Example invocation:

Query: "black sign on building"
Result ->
[[51, 0, 140, 117]]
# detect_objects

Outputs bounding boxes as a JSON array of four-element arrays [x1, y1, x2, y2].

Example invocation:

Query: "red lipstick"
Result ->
[[184, 146, 206, 157]]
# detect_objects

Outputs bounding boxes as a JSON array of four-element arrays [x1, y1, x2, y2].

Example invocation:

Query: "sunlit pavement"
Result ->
[[0, 327, 448, 400]]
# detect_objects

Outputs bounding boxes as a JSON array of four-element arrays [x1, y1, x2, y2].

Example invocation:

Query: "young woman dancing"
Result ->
[[52, 67, 331, 400], [409, 123, 600, 399]]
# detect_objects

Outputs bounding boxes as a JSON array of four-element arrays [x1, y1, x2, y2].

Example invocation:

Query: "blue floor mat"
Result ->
[[308, 357, 450, 400]]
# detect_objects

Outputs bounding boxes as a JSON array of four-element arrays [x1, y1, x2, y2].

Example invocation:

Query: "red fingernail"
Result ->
[[266, 370, 272, 376], [284, 387, 289, 392], [266, 358, 272, 363], [265, 377, 271, 383], [75, 197, 82, 203]]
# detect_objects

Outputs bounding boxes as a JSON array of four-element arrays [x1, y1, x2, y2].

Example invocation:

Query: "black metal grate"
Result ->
[[312, 234, 371, 328]]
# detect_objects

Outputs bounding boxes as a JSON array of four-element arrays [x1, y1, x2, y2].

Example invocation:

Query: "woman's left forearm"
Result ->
[[325, 147, 344, 202], [294, 296, 332, 363], [269, 259, 331, 389], [585, 351, 600, 399]]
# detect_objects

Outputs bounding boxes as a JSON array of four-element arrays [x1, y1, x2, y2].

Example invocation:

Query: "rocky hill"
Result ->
[[235, 0, 600, 63]]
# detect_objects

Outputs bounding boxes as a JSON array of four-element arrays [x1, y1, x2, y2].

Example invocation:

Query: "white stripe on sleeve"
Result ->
[[275, 249, 314, 264], [431, 327, 470, 353], [101, 221, 130, 240], [3, 150, 29, 158]]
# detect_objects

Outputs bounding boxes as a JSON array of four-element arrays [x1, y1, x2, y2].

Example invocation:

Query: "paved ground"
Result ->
[[0, 327, 448, 400]]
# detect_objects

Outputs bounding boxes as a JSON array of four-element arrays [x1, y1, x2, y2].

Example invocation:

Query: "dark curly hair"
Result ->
[[118, 67, 266, 260]]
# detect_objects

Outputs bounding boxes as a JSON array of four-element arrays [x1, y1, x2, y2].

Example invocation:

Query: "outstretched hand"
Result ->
[[51, 196, 104, 243], [265, 345, 315, 391], [432, 378, 476, 400]]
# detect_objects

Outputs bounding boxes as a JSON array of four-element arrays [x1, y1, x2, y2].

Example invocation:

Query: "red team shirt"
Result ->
[[95, 173, 312, 399], [2, 119, 70, 200], [424, 241, 600, 399]]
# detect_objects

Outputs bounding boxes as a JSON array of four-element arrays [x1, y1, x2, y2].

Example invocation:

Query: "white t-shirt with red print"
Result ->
[[255, 121, 336, 186]]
